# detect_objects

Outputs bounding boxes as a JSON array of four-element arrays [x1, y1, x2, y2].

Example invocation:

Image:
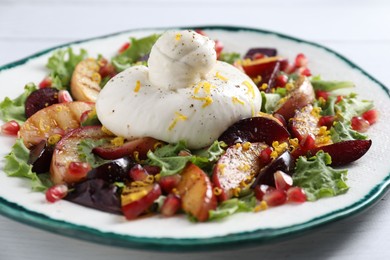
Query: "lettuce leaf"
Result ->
[[293, 151, 349, 201], [208, 194, 257, 221], [0, 83, 37, 124], [147, 140, 226, 177], [112, 34, 160, 72], [218, 52, 241, 64], [334, 94, 373, 122], [330, 121, 367, 142], [311, 80, 355, 92], [4, 139, 51, 191], [77, 139, 111, 168], [46, 47, 88, 90], [261, 92, 281, 113]]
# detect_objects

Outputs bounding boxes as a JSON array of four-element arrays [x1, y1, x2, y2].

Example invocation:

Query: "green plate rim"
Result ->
[[0, 25, 389, 252]]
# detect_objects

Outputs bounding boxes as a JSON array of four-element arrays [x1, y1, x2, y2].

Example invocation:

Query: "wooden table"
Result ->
[[1, 0, 389, 259]]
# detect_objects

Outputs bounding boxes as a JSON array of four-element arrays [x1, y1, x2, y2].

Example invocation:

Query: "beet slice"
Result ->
[[25, 88, 59, 118]]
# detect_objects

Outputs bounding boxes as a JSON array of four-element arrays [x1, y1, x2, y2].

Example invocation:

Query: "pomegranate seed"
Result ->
[[46, 184, 68, 203], [263, 189, 287, 206], [336, 95, 343, 103], [299, 67, 312, 76], [1, 120, 20, 136], [259, 147, 273, 165], [129, 164, 149, 181], [362, 109, 378, 125], [68, 162, 91, 176], [214, 40, 224, 59], [161, 194, 181, 217], [39, 76, 52, 88], [294, 53, 308, 68], [118, 42, 130, 54], [315, 90, 329, 100], [58, 90, 73, 103], [274, 170, 293, 191], [285, 63, 296, 74], [351, 116, 370, 133], [319, 115, 336, 129], [287, 187, 306, 203], [159, 175, 181, 194], [300, 134, 316, 151], [253, 53, 266, 60], [275, 74, 288, 87], [254, 184, 274, 201]]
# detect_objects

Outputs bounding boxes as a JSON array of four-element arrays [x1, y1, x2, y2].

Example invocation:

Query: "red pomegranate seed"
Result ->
[[315, 90, 329, 100], [362, 109, 378, 125], [336, 95, 343, 103], [46, 184, 68, 203], [68, 162, 91, 176], [287, 187, 306, 203], [1, 120, 20, 136], [351, 116, 370, 132], [129, 164, 149, 181], [159, 175, 181, 194], [254, 184, 274, 201], [319, 115, 336, 129], [294, 53, 308, 68], [214, 40, 224, 59], [299, 67, 312, 76], [263, 189, 287, 206], [39, 76, 52, 88], [161, 194, 181, 217], [275, 74, 288, 87], [118, 42, 130, 54], [274, 170, 293, 191], [58, 90, 73, 103], [259, 146, 273, 165], [300, 134, 316, 151]]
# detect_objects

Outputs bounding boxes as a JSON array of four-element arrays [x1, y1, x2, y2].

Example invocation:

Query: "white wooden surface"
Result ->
[[0, 0, 389, 259]]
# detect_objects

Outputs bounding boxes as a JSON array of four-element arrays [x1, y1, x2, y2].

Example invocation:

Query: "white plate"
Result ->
[[0, 26, 389, 251]]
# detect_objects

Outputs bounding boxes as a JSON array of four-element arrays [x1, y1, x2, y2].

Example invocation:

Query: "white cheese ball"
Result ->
[[96, 31, 261, 149]]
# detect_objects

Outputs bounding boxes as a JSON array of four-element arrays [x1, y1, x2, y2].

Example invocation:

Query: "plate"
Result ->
[[0, 26, 389, 251]]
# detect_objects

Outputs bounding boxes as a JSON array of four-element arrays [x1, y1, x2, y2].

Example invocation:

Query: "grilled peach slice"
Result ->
[[213, 142, 269, 201], [19, 101, 94, 148], [177, 163, 217, 222], [71, 58, 102, 102], [50, 126, 112, 185], [275, 76, 315, 120]]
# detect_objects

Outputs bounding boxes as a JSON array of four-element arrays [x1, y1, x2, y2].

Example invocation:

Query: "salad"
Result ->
[[0, 30, 378, 222]]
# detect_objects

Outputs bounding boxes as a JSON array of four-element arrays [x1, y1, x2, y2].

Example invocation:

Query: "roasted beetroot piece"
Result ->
[[218, 116, 290, 147], [65, 179, 121, 214], [25, 88, 59, 118], [28, 140, 54, 174], [212, 142, 269, 201], [307, 140, 372, 166], [159, 174, 181, 194], [244, 48, 277, 60], [93, 137, 159, 160], [121, 183, 162, 220], [274, 76, 315, 120], [251, 151, 295, 188], [87, 157, 134, 183], [177, 163, 217, 222]]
